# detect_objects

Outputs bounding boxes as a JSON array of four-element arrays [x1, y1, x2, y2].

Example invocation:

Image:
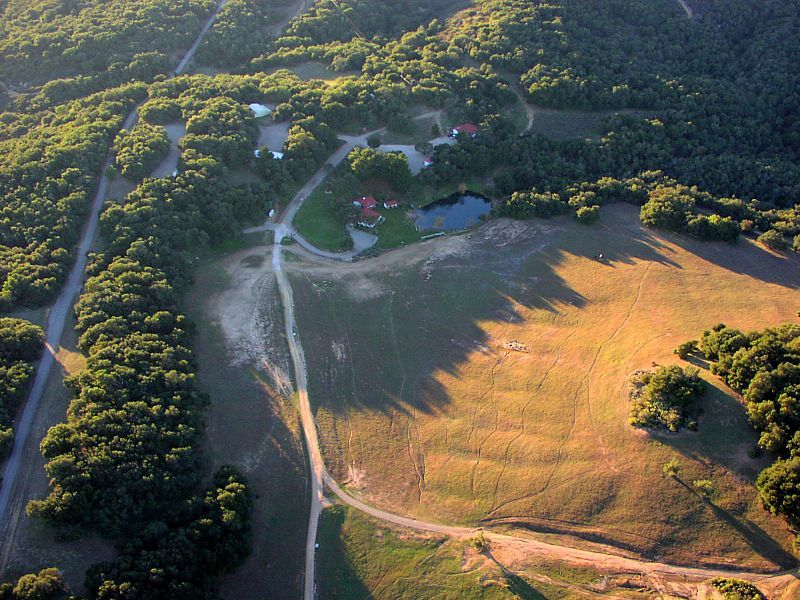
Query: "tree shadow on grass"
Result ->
[[315, 507, 372, 600], [293, 206, 693, 419], [486, 550, 547, 600], [672, 476, 797, 569]]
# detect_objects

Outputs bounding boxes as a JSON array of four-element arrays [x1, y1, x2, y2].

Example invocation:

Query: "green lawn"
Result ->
[[294, 185, 353, 252], [317, 506, 528, 600], [372, 208, 421, 250]]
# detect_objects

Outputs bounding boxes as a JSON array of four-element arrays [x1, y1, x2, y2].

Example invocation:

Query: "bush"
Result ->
[[575, 204, 600, 224], [757, 230, 788, 251], [367, 134, 382, 148], [710, 577, 763, 600], [674, 340, 697, 359], [640, 187, 695, 231], [12, 568, 65, 600], [629, 365, 706, 431]]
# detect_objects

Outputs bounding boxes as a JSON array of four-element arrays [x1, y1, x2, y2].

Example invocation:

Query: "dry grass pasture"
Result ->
[[289, 204, 800, 572]]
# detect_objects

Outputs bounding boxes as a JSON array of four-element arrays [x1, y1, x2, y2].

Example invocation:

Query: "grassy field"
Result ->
[[318, 505, 653, 599], [291, 203, 800, 572], [286, 62, 358, 84], [529, 108, 654, 140], [294, 181, 353, 252], [185, 242, 309, 599]]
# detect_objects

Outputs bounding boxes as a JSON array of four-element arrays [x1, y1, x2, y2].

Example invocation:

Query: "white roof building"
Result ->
[[249, 103, 273, 118]]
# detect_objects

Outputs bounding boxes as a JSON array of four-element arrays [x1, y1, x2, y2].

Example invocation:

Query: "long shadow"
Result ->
[[672, 477, 797, 569], [651, 219, 800, 290], [486, 550, 547, 600], [293, 205, 688, 419], [315, 507, 372, 600]]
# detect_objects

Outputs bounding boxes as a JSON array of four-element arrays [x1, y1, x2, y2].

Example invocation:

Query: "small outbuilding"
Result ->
[[270, 151, 285, 160], [383, 199, 399, 209], [249, 103, 273, 119], [423, 156, 434, 167], [358, 207, 385, 228]]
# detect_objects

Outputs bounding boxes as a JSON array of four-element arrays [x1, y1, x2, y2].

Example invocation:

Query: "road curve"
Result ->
[[0, 0, 229, 540]]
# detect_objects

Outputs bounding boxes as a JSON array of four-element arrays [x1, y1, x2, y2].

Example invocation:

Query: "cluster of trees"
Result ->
[[710, 577, 764, 600], [498, 172, 744, 242], [348, 147, 411, 190], [0, 84, 145, 310], [86, 468, 251, 599], [628, 365, 706, 432], [26, 78, 289, 596], [114, 122, 171, 181], [692, 324, 800, 540], [0, 568, 66, 600], [0, 318, 44, 459], [271, 0, 454, 48], [0, 0, 215, 86]]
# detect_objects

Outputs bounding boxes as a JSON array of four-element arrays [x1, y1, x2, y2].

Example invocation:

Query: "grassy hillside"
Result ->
[[291, 204, 800, 571]]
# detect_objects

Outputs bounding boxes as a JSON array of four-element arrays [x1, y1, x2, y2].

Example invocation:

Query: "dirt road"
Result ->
[[0, 0, 229, 559], [677, 0, 693, 18]]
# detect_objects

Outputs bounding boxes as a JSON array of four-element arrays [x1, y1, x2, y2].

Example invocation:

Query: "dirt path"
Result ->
[[511, 84, 536, 134], [0, 0, 230, 566], [676, 0, 693, 18]]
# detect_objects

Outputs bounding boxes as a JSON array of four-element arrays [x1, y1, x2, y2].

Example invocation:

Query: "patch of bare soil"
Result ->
[[211, 245, 291, 393]]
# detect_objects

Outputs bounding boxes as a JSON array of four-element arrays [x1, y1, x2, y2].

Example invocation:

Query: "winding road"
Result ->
[[0, 0, 229, 565]]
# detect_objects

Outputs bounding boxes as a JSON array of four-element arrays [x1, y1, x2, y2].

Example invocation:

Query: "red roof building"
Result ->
[[353, 195, 377, 209], [383, 199, 399, 209], [423, 156, 434, 167], [450, 123, 479, 138]]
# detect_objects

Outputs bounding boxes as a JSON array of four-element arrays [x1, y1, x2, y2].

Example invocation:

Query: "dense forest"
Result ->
[[0, 0, 215, 86]]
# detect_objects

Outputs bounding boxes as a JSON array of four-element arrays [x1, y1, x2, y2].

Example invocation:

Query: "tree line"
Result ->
[[684, 324, 800, 545], [0, 318, 43, 459]]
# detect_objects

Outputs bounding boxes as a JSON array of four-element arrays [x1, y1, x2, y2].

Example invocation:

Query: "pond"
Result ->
[[413, 192, 492, 231]]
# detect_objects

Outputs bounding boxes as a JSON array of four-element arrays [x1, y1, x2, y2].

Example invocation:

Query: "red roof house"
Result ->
[[353, 195, 377, 209], [450, 123, 479, 138]]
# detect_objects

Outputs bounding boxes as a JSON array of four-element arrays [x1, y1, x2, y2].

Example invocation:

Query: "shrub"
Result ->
[[710, 577, 763, 600], [367, 134, 382, 148], [662, 458, 681, 478], [693, 479, 716, 499], [575, 204, 600, 224], [757, 230, 788, 251], [629, 365, 706, 431], [674, 340, 697, 359]]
